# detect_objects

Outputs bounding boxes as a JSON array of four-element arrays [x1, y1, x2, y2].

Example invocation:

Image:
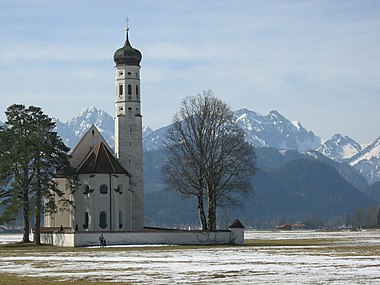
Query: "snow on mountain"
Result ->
[[317, 134, 362, 162], [143, 125, 170, 151], [52, 106, 380, 184], [143, 108, 321, 152], [346, 136, 380, 184], [55, 106, 114, 150], [234, 108, 321, 151], [143, 126, 154, 137], [55, 106, 155, 151]]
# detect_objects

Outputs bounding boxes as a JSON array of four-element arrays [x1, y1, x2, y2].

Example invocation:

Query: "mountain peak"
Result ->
[[234, 108, 320, 151], [79, 106, 106, 116], [268, 110, 283, 117], [317, 133, 362, 163]]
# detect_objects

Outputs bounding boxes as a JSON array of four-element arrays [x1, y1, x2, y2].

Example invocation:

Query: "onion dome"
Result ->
[[113, 30, 142, 66]]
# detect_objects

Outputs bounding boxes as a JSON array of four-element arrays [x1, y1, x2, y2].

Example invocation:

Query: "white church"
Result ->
[[41, 27, 244, 247]]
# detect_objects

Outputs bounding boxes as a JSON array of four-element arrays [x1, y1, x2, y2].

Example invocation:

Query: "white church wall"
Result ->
[[42, 230, 243, 247], [73, 173, 131, 232], [44, 178, 73, 228], [41, 232, 75, 247]]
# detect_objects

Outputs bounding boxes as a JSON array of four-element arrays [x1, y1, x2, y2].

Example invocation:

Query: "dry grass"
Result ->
[[244, 238, 335, 247], [0, 273, 133, 285], [2, 237, 379, 283]]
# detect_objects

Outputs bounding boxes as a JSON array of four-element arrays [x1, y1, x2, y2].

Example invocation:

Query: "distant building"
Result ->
[[276, 223, 305, 230]]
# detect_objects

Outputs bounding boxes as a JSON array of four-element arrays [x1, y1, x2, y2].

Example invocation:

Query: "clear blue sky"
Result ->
[[1, 0, 379, 143]]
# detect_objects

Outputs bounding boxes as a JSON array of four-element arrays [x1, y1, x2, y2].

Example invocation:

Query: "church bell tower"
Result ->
[[113, 26, 144, 230]]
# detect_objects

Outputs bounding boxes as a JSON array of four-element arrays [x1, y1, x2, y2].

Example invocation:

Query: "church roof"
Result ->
[[113, 30, 142, 66], [76, 141, 130, 175], [69, 125, 111, 170], [229, 219, 245, 229]]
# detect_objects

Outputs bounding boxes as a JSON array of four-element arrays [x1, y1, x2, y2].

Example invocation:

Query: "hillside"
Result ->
[[144, 148, 376, 228]]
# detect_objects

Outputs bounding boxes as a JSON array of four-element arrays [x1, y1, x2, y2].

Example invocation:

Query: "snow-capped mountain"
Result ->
[[234, 108, 321, 151], [54, 107, 158, 151], [317, 134, 362, 162], [143, 126, 154, 137], [346, 137, 380, 184], [143, 125, 170, 151], [143, 109, 322, 152], [51, 106, 380, 184], [55, 106, 114, 150]]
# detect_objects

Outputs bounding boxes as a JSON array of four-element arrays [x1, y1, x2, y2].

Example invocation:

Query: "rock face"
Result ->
[[347, 137, 380, 184], [317, 134, 362, 162], [234, 108, 321, 151], [55, 106, 115, 150]]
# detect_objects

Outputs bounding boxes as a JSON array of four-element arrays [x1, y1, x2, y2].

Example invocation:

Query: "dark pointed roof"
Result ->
[[229, 219, 245, 229], [113, 30, 142, 66], [76, 141, 130, 175], [68, 125, 112, 169]]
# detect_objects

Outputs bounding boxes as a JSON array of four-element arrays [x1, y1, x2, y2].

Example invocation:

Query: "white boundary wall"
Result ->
[[41, 229, 244, 247]]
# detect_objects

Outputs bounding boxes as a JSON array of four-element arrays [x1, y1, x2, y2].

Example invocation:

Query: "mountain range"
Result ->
[[2, 106, 379, 227], [55, 106, 380, 185]]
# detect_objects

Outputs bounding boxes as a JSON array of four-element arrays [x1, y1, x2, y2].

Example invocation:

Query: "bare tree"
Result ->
[[162, 90, 256, 230]]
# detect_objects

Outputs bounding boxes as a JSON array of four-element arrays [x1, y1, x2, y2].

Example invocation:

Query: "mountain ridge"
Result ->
[[53, 106, 380, 184]]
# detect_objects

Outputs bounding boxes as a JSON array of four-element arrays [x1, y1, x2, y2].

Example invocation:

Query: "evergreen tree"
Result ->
[[0, 104, 75, 244], [0, 105, 35, 242]]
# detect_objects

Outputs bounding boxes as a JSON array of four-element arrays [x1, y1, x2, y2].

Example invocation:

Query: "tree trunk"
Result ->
[[198, 191, 207, 230], [34, 198, 41, 245], [207, 190, 217, 230], [34, 166, 41, 245], [22, 188, 30, 243]]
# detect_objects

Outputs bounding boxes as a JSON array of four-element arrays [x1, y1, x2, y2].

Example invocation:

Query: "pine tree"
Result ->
[[0, 104, 75, 244], [0, 105, 35, 242]]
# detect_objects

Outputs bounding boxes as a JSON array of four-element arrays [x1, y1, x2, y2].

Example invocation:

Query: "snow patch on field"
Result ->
[[1, 230, 380, 284]]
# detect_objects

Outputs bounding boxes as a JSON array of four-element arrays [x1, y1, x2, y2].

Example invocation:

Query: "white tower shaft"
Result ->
[[114, 64, 144, 231]]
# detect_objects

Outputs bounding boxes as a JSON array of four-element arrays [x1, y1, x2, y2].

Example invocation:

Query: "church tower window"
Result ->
[[83, 185, 90, 195], [99, 211, 107, 229], [128, 84, 132, 95], [136, 85, 139, 95], [119, 84, 123, 96], [83, 212, 89, 229]]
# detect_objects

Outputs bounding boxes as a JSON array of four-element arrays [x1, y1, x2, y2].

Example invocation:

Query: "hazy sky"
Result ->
[[1, 0, 379, 143]]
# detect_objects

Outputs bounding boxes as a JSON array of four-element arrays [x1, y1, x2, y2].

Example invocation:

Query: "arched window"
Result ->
[[99, 211, 107, 229], [128, 84, 132, 95], [136, 85, 139, 95], [119, 211, 123, 229], [83, 212, 89, 229], [100, 184, 108, 194], [119, 84, 123, 96], [115, 184, 123, 194], [83, 185, 90, 194]]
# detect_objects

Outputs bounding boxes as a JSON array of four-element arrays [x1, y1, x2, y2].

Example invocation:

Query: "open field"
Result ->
[[0, 230, 380, 284]]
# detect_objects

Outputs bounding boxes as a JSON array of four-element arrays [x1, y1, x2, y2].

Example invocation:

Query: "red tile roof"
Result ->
[[76, 141, 130, 175]]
